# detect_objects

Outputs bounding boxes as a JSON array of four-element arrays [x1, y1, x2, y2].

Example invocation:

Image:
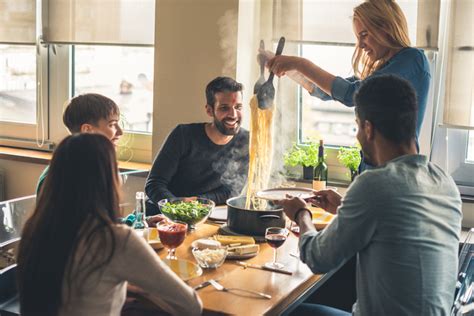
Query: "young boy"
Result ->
[[36, 93, 123, 193]]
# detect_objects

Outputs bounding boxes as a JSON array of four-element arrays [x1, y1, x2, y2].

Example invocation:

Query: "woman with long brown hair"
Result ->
[[267, 0, 430, 144], [17, 134, 202, 316]]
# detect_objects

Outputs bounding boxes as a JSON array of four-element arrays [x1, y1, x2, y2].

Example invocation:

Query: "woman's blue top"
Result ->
[[310, 47, 431, 138]]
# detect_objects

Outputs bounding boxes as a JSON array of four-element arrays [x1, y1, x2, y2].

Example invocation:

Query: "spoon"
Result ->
[[253, 40, 266, 94], [256, 36, 285, 110]]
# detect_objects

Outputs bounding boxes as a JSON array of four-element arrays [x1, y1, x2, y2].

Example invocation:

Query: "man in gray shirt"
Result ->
[[278, 74, 462, 315]]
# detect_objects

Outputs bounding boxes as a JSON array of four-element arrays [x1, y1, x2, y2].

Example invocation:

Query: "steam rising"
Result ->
[[217, 10, 238, 76], [211, 144, 249, 198]]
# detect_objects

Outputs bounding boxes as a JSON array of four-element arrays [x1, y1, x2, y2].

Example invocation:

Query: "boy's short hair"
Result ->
[[63, 94, 120, 133], [205, 77, 243, 109], [354, 74, 417, 145]]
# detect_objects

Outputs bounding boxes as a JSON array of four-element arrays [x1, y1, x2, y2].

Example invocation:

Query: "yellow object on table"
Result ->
[[147, 227, 164, 250], [162, 258, 202, 281], [213, 235, 255, 245], [310, 207, 335, 230]]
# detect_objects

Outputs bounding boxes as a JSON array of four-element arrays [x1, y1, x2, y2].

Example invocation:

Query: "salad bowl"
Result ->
[[157, 197, 215, 230]]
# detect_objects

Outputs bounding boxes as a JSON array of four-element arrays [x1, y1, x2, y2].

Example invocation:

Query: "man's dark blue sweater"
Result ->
[[145, 123, 249, 214]]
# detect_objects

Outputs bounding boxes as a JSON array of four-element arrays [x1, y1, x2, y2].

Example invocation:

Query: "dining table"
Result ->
[[146, 221, 335, 316]]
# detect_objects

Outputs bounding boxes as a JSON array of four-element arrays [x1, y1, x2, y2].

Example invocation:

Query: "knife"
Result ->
[[193, 280, 212, 291], [236, 261, 293, 275]]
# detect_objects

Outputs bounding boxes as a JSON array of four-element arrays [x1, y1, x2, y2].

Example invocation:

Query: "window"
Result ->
[[0, 45, 36, 124], [74, 46, 154, 134], [300, 44, 356, 146], [295, 0, 426, 148], [0, 0, 155, 161], [468, 132, 474, 162]]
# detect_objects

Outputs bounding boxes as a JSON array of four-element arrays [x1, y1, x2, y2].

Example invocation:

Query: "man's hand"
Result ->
[[307, 189, 342, 214], [146, 214, 166, 227], [183, 196, 198, 202], [275, 195, 308, 221]]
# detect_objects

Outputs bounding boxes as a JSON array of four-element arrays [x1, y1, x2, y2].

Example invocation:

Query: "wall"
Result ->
[[0, 160, 45, 199], [152, 0, 241, 156]]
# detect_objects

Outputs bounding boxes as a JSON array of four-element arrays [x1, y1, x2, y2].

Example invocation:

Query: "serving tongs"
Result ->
[[256, 36, 285, 110], [253, 40, 266, 94]]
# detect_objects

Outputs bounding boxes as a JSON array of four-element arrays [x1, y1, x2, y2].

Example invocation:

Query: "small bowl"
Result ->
[[158, 197, 215, 230], [192, 246, 227, 269]]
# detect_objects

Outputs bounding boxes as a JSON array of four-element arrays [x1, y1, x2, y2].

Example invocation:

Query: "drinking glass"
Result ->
[[265, 227, 289, 269], [157, 220, 188, 260]]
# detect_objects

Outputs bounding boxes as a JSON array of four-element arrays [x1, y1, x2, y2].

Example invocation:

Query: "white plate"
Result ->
[[256, 187, 314, 201], [162, 258, 203, 281], [209, 205, 228, 221], [226, 251, 258, 260]]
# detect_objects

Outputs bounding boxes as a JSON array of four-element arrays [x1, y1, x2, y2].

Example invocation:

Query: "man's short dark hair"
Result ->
[[63, 94, 120, 133], [205, 77, 243, 108], [354, 74, 417, 145]]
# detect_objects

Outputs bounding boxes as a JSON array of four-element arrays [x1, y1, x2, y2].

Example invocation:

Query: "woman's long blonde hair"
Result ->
[[352, 0, 411, 79]]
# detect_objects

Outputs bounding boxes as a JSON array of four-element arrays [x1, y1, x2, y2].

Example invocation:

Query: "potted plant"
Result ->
[[337, 145, 361, 182], [284, 141, 319, 180]]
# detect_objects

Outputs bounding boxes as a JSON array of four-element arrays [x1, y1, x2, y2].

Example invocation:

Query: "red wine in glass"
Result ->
[[264, 227, 289, 269], [157, 221, 187, 259], [266, 234, 287, 248]]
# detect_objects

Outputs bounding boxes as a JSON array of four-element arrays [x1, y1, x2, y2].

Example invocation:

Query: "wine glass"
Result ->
[[265, 227, 289, 269], [157, 220, 188, 260]]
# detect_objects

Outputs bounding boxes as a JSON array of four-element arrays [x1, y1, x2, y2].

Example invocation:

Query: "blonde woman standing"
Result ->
[[268, 0, 430, 148]]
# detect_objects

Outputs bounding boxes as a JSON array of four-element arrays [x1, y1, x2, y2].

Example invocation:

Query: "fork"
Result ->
[[208, 279, 272, 300]]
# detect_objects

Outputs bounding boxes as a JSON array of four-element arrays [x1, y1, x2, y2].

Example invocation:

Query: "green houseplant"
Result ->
[[337, 145, 361, 181], [284, 142, 319, 180]]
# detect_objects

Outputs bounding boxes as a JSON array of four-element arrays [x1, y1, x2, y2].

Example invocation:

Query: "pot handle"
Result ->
[[259, 214, 280, 221]]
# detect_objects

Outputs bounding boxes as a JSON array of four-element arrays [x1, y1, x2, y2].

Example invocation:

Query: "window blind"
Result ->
[[43, 0, 155, 46], [274, 0, 440, 49], [443, 0, 474, 129], [0, 0, 36, 44]]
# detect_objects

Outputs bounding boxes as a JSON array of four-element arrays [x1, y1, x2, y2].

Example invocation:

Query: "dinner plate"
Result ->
[[225, 251, 258, 260], [256, 187, 314, 201], [162, 258, 202, 281], [209, 205, 228, 221]]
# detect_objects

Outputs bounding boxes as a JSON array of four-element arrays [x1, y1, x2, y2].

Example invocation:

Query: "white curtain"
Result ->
[[43, 0, 155, 46], [0, 0, 36, 44], [442, 0, 474, 129], [274, 0, 440, 49]]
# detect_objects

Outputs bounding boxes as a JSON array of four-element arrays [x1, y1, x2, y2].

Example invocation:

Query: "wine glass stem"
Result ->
[[273, 248, 277, 264], [167, 248, 176, 259]]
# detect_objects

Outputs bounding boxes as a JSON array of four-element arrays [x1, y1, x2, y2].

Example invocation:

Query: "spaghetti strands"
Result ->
[[245, 95, 274, 210]]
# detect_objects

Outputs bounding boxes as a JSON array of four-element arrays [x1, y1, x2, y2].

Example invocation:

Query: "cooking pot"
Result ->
[[226, 196, 286, 236]]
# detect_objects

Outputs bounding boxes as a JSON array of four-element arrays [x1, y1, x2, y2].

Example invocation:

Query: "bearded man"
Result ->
[[145, 77, 249, 214]]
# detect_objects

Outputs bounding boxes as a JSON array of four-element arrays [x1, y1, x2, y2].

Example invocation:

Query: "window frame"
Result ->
[[0, 43, 153, 163], [0, 44, 50, 149], [291, 41, 359, 183], [69, 44, 153, 163], [446, 128, 474, 195]]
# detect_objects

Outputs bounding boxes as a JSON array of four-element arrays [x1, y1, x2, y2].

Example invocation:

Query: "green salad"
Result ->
[[160, 200, 211, 224]]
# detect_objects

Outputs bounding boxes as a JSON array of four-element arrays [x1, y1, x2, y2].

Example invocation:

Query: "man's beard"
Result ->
[[214, 118, 240, 136], [360, 143, 374, 166], [358, 135, 375, 166]]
